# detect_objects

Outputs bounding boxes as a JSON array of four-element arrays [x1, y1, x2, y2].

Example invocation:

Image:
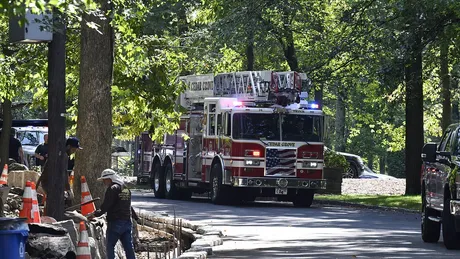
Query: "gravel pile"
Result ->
[[341, 178, 406, 195]]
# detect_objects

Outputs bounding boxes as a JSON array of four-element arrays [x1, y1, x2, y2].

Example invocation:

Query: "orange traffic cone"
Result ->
[[81, 176, 95, 216], [76, 221, 91, 259], [19, 181, 34, 223], [0, 164, 8, 185], [30, 182, 41, 223]]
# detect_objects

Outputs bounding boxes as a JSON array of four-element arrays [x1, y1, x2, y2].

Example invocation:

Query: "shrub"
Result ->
[[324, 149, 349, 170]]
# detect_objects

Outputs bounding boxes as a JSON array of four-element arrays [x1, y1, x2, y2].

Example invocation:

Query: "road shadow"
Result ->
[[131, 191, 460, 258]]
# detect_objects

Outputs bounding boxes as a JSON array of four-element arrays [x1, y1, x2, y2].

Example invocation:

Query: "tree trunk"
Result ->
[[404, 33, 423, 195], [379, 155, 386, 175], [0, 100, 12, 169], [74, 0, 114, 206], [368, 155, 374, 170], [46, 9, 67, 220], [453, 80, 459, 123], [246, 31, 254, 71], [440, 35, 451, 132], [284, 31, 299, 71], [314, 84, 323, 107], [334, 86, 346, 152]]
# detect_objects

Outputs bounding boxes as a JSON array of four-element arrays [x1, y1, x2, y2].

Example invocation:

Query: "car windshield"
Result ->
[[232, 113, 323, 142], [16, 131, 46, 146]]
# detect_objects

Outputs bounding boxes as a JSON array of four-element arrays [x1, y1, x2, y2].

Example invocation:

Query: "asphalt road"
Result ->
[[132, 191, 460, 259]]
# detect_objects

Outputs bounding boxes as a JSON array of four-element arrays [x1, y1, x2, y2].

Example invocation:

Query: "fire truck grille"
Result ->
[[265, 148, 297, 177]]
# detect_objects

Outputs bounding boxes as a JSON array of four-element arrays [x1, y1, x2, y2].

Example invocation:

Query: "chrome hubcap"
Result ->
[[154, 174, 160, 191], [166, 170, 171, 192], [343, 168, 354, 178], [212, 176, 218, 198]]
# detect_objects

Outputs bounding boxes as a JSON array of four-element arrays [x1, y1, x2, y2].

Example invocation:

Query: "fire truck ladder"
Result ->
[[179, 71, 309, 108]]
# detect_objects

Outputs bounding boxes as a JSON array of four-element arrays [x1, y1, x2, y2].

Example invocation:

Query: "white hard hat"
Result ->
[[97, 169, 117, 181]]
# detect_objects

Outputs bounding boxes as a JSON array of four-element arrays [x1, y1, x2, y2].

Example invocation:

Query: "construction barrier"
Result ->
[[0, 164, 8, 185], [80, 176, 96, 216], [76, 221, 91, 259], [30, 182, 41, 223], [19, 181, 34, 223]]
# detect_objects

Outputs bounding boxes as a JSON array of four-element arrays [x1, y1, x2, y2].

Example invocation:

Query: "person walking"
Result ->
[[34, 134, 49, 167], [37, 137, 82, 207], [8, 129, 23, 164], [93, 169, 137, 259]]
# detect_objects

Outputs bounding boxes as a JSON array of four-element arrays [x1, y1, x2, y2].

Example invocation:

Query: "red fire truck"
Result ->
[[138, 70, 326, 207]]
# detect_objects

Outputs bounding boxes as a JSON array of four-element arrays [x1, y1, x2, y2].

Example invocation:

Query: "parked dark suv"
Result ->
[[421, 123, 460, 249]]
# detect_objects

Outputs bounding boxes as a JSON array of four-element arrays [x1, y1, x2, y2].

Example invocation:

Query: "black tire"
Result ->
[[343, 162, 358, 178], [421, 194, 440, 243], [152, 162, 165, 199], [164, 162, 179, 199], [210, 163, 227, 204], [293, 189, 315, 208], [442, 195, 460, 249]]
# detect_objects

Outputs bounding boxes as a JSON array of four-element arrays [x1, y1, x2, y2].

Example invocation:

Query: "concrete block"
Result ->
[[187, 245, 213, 255], [178, 251, 207, 259], [53, 220, 78, 248]]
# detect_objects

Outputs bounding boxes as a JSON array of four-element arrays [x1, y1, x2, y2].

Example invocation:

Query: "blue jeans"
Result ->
[[107, 220, 136, 259]]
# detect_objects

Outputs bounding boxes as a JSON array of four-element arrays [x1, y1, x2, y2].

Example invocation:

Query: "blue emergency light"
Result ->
[[308, 103, 320, 109]]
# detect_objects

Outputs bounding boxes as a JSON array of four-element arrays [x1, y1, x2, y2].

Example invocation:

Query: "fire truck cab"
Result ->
[[145, 70, 326, 207]]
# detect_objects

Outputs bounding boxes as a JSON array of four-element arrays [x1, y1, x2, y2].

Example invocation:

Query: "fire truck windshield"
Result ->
[[232, 113, 323, 142], [281, 114, 323, 142], [233, 113, 280, 140]]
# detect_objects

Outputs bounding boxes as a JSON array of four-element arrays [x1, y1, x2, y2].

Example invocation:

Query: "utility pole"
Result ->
[[46, 9, 66, 220]]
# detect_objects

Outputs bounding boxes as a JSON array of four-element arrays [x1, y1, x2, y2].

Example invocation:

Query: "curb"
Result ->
[[314, 199, 419, 214], [136, 211, 223, 259]]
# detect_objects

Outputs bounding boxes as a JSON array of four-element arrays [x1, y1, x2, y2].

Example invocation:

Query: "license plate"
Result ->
[[275, 188, 288, 195]]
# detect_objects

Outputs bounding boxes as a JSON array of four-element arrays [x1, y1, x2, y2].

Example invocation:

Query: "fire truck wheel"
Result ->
[[165, 162, 179, 199], [152, 162, 165, 199], [292, 189, 314, 208], [210, 163, 228, 204]]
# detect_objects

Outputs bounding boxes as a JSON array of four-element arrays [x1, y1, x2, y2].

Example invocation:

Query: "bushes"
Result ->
[[324, 149, 349, 170]]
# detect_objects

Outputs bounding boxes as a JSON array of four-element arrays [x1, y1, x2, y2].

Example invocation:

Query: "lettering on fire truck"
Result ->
[[268, 142, 296, 147]]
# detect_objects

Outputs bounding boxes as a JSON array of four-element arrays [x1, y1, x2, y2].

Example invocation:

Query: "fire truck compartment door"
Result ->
[[187, 115, 202, 180]]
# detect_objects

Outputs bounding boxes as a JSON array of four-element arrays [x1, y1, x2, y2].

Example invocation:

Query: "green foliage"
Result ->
[[324, 149, 349, 170], [315, 194, 421, 211], [386, 151, 405, 178]]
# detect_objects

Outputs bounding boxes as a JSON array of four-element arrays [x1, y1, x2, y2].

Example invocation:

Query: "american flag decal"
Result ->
[[266, 148, 297, 176]]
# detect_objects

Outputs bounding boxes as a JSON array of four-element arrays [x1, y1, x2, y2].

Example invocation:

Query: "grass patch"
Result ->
[[315, 194, 421, 211]]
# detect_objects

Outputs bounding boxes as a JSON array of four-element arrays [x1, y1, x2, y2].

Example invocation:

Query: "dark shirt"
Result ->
[[68, 157, 75, 171], [35, 143, 48, 166], [37, 153, 71, 193], [94, 183, 136, 221], [9, 136, 22, 163]]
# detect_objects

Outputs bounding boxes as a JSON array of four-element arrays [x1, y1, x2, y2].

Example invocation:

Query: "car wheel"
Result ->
[[152, 162, 165, 199], [292, 189, 315, 208], [210, 163, 227, 204], [343, 162, 358, 178], [442, 195, 460, 249], [421, 193, 440, 243]]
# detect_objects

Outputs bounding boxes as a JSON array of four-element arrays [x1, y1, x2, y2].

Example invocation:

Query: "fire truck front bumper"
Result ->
[[232, 177, 326, 189]]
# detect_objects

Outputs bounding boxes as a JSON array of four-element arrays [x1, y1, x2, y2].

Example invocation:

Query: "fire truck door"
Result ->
[[187, 115, 202, 180]]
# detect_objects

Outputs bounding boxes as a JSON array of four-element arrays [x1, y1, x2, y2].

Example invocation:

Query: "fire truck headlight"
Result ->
[[302, 161, 318, 168], [245, 159, 260, 166]]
